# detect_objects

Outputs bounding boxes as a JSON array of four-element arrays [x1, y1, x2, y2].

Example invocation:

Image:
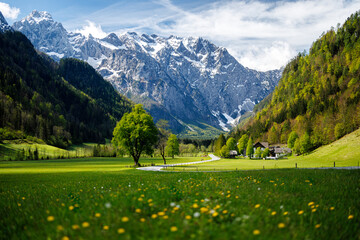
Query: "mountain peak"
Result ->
[[23, 10, 54, 24], [0, 11, 13, 33]]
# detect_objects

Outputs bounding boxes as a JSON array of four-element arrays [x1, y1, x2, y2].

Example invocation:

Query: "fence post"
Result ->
[[263, 165, 264, 169], [295, 163, 297, 168], [334, 162, 335, 168]]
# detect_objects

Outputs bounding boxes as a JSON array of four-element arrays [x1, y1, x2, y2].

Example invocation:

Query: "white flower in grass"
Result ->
[[105, 202, 111, 208], [193, 212, 200, 218]]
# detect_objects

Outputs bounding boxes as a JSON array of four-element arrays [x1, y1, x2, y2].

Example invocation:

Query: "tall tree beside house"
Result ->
[[226, 137, 237, 151], [220, 145, 230, 158], [214, 134, 226, 156], [112, 104, 158, 166], [254, 147, 262, 158], [156, 120, 171, 164], [246, 137, 254, 158], [287, 131, 299, 149], [238, 134, 249, 156], [166, 134, 179, 158], [262, 148, 270, 158], [300, 132, 312, 154]]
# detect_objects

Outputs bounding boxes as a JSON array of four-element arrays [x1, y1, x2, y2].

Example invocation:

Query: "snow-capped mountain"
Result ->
[[12, 11, 282, 135], [0, 11, 13, 32]]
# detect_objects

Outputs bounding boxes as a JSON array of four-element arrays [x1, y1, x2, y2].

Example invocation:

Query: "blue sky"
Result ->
[[1, 0, 360, 71]]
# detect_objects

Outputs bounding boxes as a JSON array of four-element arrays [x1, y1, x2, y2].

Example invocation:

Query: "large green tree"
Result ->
[[226, 137, 237, 151], [166, 134, 179, 158], [287, 131, 299, 149], [112, 104, 158, 166], [246, 137, 254, 158], [238, 134, 249, 156], [214, 134, 226, 156]]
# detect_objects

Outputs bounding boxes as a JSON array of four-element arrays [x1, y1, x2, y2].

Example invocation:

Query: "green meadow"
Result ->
[[0, 165, 359, 239], [168, 128, 360, 171]]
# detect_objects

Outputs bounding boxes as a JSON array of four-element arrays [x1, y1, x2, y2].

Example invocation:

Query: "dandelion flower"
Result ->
[[151, 214, 158, 219], [103, 225, 109, 230], [158, 212, 165, 216], [330, 207, 335, 211], [200, 207, 208, 213], [278, 223, 285, 229], [170, 226, 178, 232], [283, 211, 288, 215], [47, 216, 55, 222], [315, 224, 321, 228], [117, 228, 125, 234], [253, 229, 260, 235], [192, 203, 199, 208], [348, 215, 354, 220], [61, 237, 69, 240], [312, 209, 317, 213], [185, 215, 192, 220], [138, 197, 143, 201], [222, 210, 228, 214], [122, 217, 129, 222], [95, 213, 101, 218], [212, 212, 219, 217], [298, 210, 304, 215], [255, 204, 260, 208], [308, 202, 314, 206], [69, 206, 74, 211], [72, 224, 80, 230], [140, 218, 146, 222], [271, 211, 277, 216], [163, 215, 169, 219], [57, 225, 64, 231], [135, 209, 141, 213], [82, 222, 90, 228]]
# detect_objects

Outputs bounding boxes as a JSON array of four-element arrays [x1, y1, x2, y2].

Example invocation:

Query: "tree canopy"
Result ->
[[112, 104, 158, 166], [166, 134, 179, 158]]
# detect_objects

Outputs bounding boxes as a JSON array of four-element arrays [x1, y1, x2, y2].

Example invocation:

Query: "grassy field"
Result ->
[[0, 156, 209, 174], [168, 128, 360, 171], [0, 164, 359, 239]]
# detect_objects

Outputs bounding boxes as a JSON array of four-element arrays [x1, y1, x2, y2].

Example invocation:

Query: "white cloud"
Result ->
[[0, 2, 20, 20], [75, 20, 107, 39], [148, 0, 360, 71]]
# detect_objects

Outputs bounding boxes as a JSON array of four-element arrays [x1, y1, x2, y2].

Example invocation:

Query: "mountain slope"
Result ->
[[0, 29, 131, 147], [12, 11, 281, 137], [233, 11, 360, 149]]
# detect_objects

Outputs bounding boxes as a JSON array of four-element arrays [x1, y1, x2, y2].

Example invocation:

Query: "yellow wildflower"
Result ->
[[315, 224, 321, 228], [298, 210, 304, 215], [122, 217, 129, 222], [212, 212, 219, 217], [278, 223, 285, 229], [95, 213, 101, 218], [163, 215, 169, 219], [170, 226, 178, 232], [72, 224, 80, 230], [330, 207, 335, 211], [271, 211, 277, 216], [348, 215, 354, 220], [140, 218, 146, 222], [103, 225, 109, 230], [192, 203, 199, 208], [255, 204, 260, 208], [117, 228, 125, 234], [158, 212, 165, 216], [312, 209, 317, 213], [69, 206, 74, 211], [47, 216, 55, 222], [200, 207, 208, 213], [135, 209, 141, 213], [283, 211, 288, 215], [185, 215, 192, 220], [151, 214, 158, 219], [82, 222, 90, 228], [222, 210, 228, 214], [61, 237, 69, 240], [308, 202, 314, 206], [253, 229, 260, 235]]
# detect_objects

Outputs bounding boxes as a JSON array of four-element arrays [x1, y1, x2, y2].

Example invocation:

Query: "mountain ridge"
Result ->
[[12, 10, 282, 137]]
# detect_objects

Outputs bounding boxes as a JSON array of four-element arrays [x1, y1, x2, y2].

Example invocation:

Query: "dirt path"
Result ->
[[137, 154, 221, 171]]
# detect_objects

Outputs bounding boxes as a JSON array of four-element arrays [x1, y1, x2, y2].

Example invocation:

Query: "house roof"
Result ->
[[253, 142, 269, 148], [229, 150, 238, 155]]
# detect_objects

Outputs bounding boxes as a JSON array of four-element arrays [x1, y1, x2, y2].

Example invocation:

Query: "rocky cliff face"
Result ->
[[13, 11, 282, 136]]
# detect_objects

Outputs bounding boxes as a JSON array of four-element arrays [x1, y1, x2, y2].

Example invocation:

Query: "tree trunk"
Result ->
[[162, 154, 166, 165]]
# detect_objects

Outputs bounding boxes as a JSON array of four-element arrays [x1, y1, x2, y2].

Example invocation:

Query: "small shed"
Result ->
[[229, 150, 238, 158]]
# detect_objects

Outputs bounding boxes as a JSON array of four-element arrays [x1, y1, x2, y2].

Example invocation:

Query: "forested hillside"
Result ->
[[0, 31, 131, 147], [232, 11, 360, 152]]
